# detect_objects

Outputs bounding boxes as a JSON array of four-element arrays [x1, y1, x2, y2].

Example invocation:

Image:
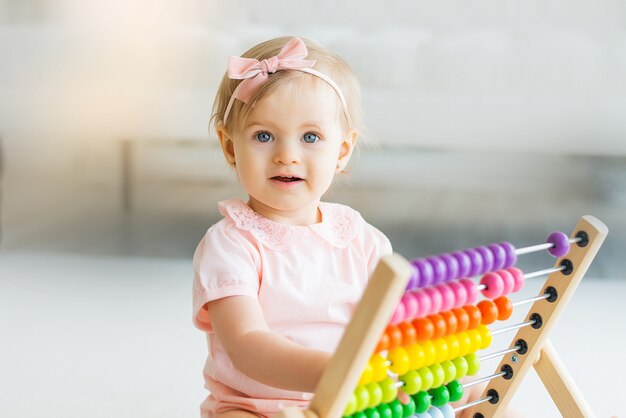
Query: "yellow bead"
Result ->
[[422, 340, 436, 367], [370, 354, 388, 382], [457, 332, 471, 356], [478, 325, 492, 349], [406, 343, 425, 370], [467, 329, 482, 353], [433, 339, 449, 364], [389, 347, 410, 375], [445, 335, 460, 360], [359, 362, 373, 385]]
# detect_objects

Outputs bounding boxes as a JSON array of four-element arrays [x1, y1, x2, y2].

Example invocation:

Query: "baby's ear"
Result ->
[[337, 129, 358, 171], [217, 124, 236, 168]]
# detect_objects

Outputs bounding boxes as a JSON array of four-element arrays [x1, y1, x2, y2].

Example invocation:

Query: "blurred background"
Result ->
[[1, 1, 625, 417]]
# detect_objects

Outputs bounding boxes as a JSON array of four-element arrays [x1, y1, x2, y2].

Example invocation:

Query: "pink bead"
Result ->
[[438, 283, 455, 312], [401, 292, 419, 320], [497, 269, 515, 295], [460, 278, 478, 305], [414, 289, 432, 318], [448, 280, 468, 308], [507, 267, 525, 293], [389, 300, 406, 324], [480, 272, 504, 299], [425, 286, 443, 315]]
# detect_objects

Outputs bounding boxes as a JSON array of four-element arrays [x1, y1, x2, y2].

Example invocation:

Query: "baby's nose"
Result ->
[[273, 141, 301, 165]]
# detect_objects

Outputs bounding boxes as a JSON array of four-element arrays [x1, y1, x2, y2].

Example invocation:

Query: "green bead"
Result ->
[[388, 399, 403, 418], [376, 403, 392, 418], [429, 363, 445, 389], [401, 397, 415, 418], [465, 353, 481, 376], [352, 412, 367, 418], [440, 360, 456, 384], [355, 386, 370, 412], [429, 385, 450, 407], [400, 370, 422, 395], [380, 378, 398, 403], [364, 407, 380, 418], [344, 393, 358, 416], [417, 367, 434, 391], [367, 382, 383, 408], [411, 391, 431, 414], [447, 380, 464, 403], [452, 356, 469, 380]]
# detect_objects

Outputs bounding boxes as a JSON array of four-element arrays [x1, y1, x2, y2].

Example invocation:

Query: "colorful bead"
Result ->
[[413, 412, 432, 418], [433, 338, 448, 364], [406, 343, 426, 370], [445, 335, 460, 359], [463, 305, 482, 330], [477, 324, 492, 349], [425, 287, 443, 315], [459, 278, 478, 305], [497, 269, 515, 295], [422, 340, 437, 367], [376, 332, 390, 353], [429, 406, 445, 418], [464, 248, 483, 277], [414, 317, 435, 341], [376, 403, 392, 418], [364, 407, 381, 418], [407, 266, 420, 291], [452, 308, 469, 333], [480, 272, 504, 299], [370, 354, 388, 382], [389, 302, 406, 325], [359, 362, 373, 385], [388, 399, 403, 418], [447, 281, 467, 309], [353, 411, 367, 418], [387, 325, 403, 350], [507, 267, 525, 293], [429, 385, 450, 407], [367, 382, 383, 408], [440, 359, 456, 383], [439, 253, 459, 282], [389, 347, 410, 375], [466, 328, 482, 353], [446, 380, 464, 402], [430, 313, 447, 339], [429, 363, 445, 388], [380, 377, 398, 403], [494, 296, 513, 320], [414, 290, 432, 318], [452, 356, 469, 379], [457, 332, 471, 356], [438, 284, 455, 312], [438, 404, 455, 418], [400, 321, 416, 346], [413, 259, 434, 288], [400, 370, 422, 395], [476, 246, 494, 274], [488, 243, 506, 271], [428, 256, 446, 285], [441, 310, 458, 335], [499, 241, 517, 268], [465, 352, 481, 375], [401, 396, 416, 418], [546, 231, 570, 258], [417, 367, 434, 391], [477, 299, 498, 324], [355, 385, 370, 411], [412, 390, 432, 414], [344, 392, 358, 416], [401, 292, 418, 321], [451, 251, 471, 278]]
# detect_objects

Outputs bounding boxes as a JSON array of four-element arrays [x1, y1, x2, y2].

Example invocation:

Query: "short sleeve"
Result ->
[[365, 223, 393, 275], [192, 220, 261, 332]]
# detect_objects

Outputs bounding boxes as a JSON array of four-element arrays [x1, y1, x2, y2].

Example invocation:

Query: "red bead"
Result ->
[[387, 325, 403, 350], [414, 317, 435, 341], [494, 296, 513, 320], [400, 321, 417, 346], [452, 308, 470, 333], [464, 305, 482, 330], [477, 300, 498, 324], [429, 313, 447, 339], [440, 310, 458, 335]]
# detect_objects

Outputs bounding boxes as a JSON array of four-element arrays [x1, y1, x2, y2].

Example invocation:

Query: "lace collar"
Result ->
[[218, 199, 359, 250]]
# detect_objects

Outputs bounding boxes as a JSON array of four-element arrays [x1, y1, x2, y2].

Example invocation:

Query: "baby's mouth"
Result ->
[[271, 176, 303, 182]]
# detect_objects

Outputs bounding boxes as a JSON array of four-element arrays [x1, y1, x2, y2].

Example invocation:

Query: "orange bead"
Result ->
[[452, 308, 470, 333], [429, 313, 447, 339], [494, 296, 513, 320], [464, 305, 482, 330], [400, 321, 417, 346], [386, 325, 403, 350], [477, 300, 498, 325], [441, 310, 458, 336], [413, 317, 435, 341], [376, 331, 390, 353]]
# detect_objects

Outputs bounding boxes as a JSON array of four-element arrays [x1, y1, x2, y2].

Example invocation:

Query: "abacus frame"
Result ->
[[275, 216, 608, 418]]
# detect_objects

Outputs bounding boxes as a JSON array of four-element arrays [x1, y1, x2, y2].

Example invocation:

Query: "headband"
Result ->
[[222, 37, 352, 127]]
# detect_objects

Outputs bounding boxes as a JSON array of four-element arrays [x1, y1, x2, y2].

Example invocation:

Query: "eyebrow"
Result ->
[[245, 121, 324, 131]]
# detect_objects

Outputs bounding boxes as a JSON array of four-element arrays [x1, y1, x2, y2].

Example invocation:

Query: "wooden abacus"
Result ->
[[276, 216, 608, 418]]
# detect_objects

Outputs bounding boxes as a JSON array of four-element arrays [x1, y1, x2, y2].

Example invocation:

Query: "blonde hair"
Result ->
[[210, 36, 364, 137]]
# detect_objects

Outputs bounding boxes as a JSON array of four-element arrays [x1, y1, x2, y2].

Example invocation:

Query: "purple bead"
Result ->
[[406, 265, 420, 291], [452, 251, 471, 278], [440, 253, 459, 282], [488, 243, 506, 271], [546, 231, 570, 258], [412, 258, 434, 288], [476, 246, 494, 274], [464, 249, 483, 277], [499, 241, 517, 268], [428, 256, 446, 285]]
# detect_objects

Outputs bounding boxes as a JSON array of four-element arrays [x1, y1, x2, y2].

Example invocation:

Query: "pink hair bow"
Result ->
[[228, 37, 316, 104]]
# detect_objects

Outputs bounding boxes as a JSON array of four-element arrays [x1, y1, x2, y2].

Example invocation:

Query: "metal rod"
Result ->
[[511, 293, 549, 307], [479, 345, 521, 361], [514, 237, 580, 256], [462, 371, 507, 389], [453, 395, 493, 413], [491, 319, 535, 336]]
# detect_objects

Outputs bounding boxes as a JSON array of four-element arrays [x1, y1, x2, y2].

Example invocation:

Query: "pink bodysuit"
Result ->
[[192, 199, 392, 418]]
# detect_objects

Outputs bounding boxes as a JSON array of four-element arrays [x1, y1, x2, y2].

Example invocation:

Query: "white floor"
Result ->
[[1, 251, 625, 418]]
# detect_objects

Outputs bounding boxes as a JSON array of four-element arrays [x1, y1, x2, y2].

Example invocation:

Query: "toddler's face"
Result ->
[[222, 77, 355, 225]]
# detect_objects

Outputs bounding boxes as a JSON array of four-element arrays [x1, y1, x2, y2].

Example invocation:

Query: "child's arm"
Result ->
[[207, 295, 331, 393]]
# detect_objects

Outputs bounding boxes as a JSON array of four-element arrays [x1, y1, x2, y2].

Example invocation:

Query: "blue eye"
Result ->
[[255, 132, 272, 143], [303, 133, 320, 143]]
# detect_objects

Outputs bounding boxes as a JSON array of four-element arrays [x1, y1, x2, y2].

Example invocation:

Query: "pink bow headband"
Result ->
[[222, 37, 351, 126]]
